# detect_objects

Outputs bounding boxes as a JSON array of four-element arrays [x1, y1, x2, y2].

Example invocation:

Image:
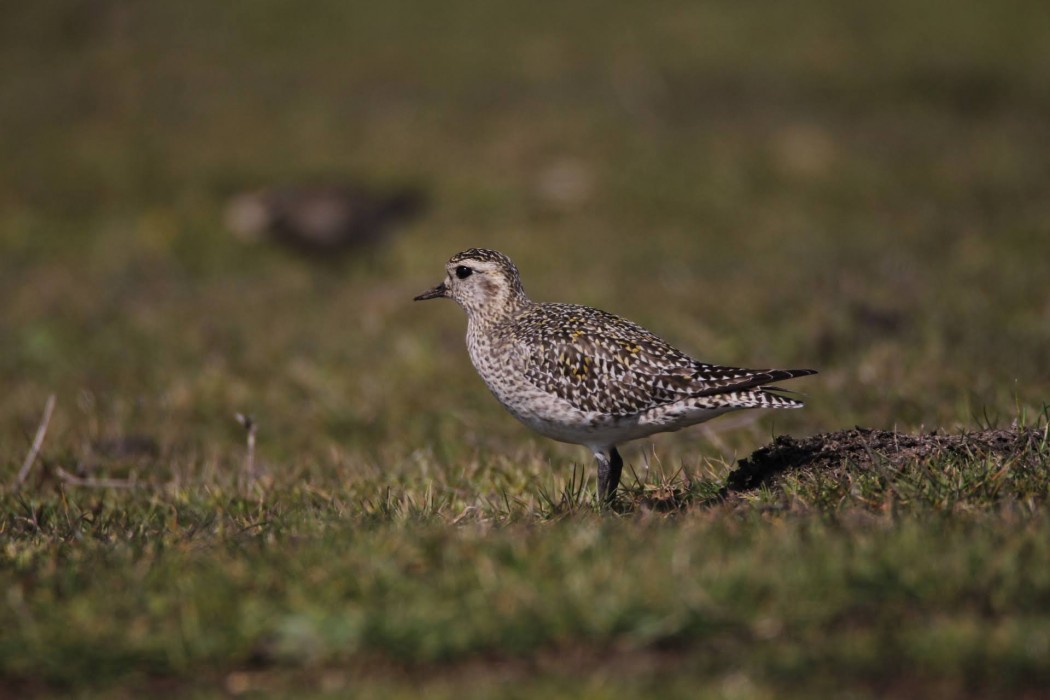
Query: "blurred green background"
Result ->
[[3, 0, 1049, 462], [2, 1, 1050, 696]]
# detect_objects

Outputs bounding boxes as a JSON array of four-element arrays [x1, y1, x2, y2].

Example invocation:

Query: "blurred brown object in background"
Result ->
[[224, 183, 426, 257]]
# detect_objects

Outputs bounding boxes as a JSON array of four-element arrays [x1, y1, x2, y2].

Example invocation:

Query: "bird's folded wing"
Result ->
[[516, 306, 816, 416]]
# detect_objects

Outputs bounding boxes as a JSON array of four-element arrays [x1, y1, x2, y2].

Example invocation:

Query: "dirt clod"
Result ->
[[727, 426, 1048, 493]]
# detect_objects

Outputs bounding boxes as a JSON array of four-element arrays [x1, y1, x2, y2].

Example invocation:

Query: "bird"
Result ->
[[414, 248, 816, 503], [224, 183, 426, 258]]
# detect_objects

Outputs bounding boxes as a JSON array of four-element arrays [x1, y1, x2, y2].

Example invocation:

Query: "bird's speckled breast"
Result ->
[[465, 317, 596, 442]]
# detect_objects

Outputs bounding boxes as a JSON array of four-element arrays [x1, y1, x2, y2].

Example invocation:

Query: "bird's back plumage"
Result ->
[[506, 301, 814, 417]]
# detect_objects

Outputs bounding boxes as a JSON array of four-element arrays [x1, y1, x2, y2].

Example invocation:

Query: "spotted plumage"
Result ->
[[415, 248, 816, 502]]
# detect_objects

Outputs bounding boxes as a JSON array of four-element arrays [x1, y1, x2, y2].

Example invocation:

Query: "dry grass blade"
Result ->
[[14, 394, 56, 491], [236, 413, 258, 490], [54, 466, 141, 490]]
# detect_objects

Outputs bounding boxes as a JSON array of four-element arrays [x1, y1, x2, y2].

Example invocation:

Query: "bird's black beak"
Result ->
[[414, 281, 449, 301]]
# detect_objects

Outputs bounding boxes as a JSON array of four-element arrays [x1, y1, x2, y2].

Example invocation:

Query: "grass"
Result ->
[[4, 445, 1050, 698], [2, 0, 1050, 696]]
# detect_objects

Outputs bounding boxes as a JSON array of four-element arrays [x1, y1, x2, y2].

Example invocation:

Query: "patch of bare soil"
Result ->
[[726, 426, 1048, 493]]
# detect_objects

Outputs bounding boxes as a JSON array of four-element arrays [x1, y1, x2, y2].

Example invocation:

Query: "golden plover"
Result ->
[[415, 248, 816, 502]]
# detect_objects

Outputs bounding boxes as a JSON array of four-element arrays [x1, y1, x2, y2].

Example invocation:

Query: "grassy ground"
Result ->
[[2, 1, 1050, 697]]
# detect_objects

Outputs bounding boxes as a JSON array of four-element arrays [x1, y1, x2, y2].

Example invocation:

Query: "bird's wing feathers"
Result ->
[[516, 304, 810, 416]]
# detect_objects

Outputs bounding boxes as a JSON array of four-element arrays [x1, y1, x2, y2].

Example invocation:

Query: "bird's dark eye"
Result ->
[[455, 265, 473, 279]]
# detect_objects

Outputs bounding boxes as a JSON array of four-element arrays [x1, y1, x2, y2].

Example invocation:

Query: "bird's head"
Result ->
[[414, 248, 528, 322]]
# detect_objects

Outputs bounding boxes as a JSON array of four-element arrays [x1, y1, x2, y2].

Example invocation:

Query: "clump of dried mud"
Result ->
[[726, 426, 1048, 493]]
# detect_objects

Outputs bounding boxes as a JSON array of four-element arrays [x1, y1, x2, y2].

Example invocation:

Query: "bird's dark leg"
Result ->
[[608, 447, 623, 498], [595, 447, 624, 504]]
